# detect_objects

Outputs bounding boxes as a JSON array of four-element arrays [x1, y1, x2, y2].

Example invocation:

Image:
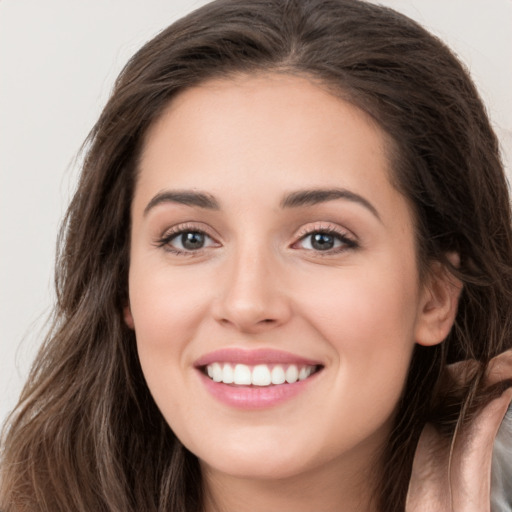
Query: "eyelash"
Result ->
[[293, 224, 358, 255], [155, 223, 358, 256], [155, 223, 218, 257]]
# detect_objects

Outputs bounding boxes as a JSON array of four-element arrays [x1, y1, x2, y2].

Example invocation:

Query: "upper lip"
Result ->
[[194, 348, 322, 367]]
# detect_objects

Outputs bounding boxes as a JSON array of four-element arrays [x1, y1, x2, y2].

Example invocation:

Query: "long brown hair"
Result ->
[[2, 1, 511, 511]]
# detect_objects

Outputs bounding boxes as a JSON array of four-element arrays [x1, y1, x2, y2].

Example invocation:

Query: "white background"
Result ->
[[1, 0, 511, 426]]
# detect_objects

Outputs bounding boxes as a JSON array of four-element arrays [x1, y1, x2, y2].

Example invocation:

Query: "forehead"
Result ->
[[145, 73, 386, 147], [135, 73, 410, 227]]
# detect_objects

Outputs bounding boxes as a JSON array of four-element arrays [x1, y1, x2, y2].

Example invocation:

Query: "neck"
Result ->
[[201, 449, 380, 512]]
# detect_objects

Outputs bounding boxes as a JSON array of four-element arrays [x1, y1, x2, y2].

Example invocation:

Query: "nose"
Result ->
[[212, 245, 292, 334]]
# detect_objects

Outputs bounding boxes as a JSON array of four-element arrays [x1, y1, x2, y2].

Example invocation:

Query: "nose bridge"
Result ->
[[215, 236, 290, 331]]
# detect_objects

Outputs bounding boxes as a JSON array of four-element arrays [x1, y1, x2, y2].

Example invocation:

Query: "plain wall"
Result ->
[[1, 0, 511, 426]]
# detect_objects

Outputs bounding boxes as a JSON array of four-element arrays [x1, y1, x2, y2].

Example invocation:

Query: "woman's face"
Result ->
[[126, 74, 443, 484]]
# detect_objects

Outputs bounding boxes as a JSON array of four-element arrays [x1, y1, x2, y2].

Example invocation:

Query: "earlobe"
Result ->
[[415, 258, 462, 347], [123, 304, 135, 330]]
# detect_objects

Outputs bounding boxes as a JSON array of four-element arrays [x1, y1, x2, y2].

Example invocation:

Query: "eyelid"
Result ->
[[294, 221, 355, 240], [154, 221, 357, 256], [292, 221, 358, 253], [155, 222, 221, 254]]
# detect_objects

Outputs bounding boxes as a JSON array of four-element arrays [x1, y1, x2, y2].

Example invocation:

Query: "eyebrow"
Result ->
[[280, 188, 381, 221], [144, 190, 220, 215], [143, 187, 380, 221]]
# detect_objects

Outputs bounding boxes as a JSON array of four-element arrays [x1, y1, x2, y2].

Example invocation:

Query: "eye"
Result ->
[[294, 229, 357, 253], [157, 227, 218, 254], [172, 231, 210, 251], [301, 232, 338, 251]]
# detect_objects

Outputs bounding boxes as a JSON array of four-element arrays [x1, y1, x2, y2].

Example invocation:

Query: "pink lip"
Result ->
[[194, 348, 323, 410], [197, 371, 321, 410], [194, 348, 321, 367]]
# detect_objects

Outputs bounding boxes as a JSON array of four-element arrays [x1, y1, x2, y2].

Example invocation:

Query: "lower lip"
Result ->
[[197, 370, 320, 409]]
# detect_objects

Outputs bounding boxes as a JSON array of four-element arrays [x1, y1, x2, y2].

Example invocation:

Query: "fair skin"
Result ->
[[125, 73, 460, 512], [407, 356, 512, 512]]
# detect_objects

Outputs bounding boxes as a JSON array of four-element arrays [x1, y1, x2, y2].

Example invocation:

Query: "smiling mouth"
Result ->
[[202, 363, 322, 386]]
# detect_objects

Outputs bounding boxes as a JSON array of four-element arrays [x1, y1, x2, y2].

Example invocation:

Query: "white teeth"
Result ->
[[234, 364, 252, 385], [222, 363, 234, 384], [285, 365, 299, 384], [211, 362, 222, 383], [299, 366, 312, 381], [251, 365, 272, 386], [271, 365, 286, 385], [204, 362, 318, 386]]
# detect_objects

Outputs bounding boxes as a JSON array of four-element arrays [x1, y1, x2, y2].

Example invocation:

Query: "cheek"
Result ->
[[300, 277, 417, 447], [299, 263, 419, 342], [295, 260, 419, 396], [127, 264, 215, 433], [128, 262, 211, 373]]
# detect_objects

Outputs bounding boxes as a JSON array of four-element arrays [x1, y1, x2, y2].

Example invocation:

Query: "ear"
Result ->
[[123, 303, 135, 330], [414, 254, 462, 347]]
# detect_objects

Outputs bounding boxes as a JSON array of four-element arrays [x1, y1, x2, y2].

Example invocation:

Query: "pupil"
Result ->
[[311, 233, 334, 250], [182, 232, 204, 250]]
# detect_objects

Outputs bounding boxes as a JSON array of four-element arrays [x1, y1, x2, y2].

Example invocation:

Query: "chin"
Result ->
[[199, 450, 314, 481]]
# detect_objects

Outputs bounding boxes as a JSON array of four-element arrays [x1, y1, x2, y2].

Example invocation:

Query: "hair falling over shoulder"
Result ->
[[1, 1, 511, 511]]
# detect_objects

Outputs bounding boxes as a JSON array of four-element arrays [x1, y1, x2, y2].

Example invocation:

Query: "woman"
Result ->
[[1, 0, 511, 510]]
